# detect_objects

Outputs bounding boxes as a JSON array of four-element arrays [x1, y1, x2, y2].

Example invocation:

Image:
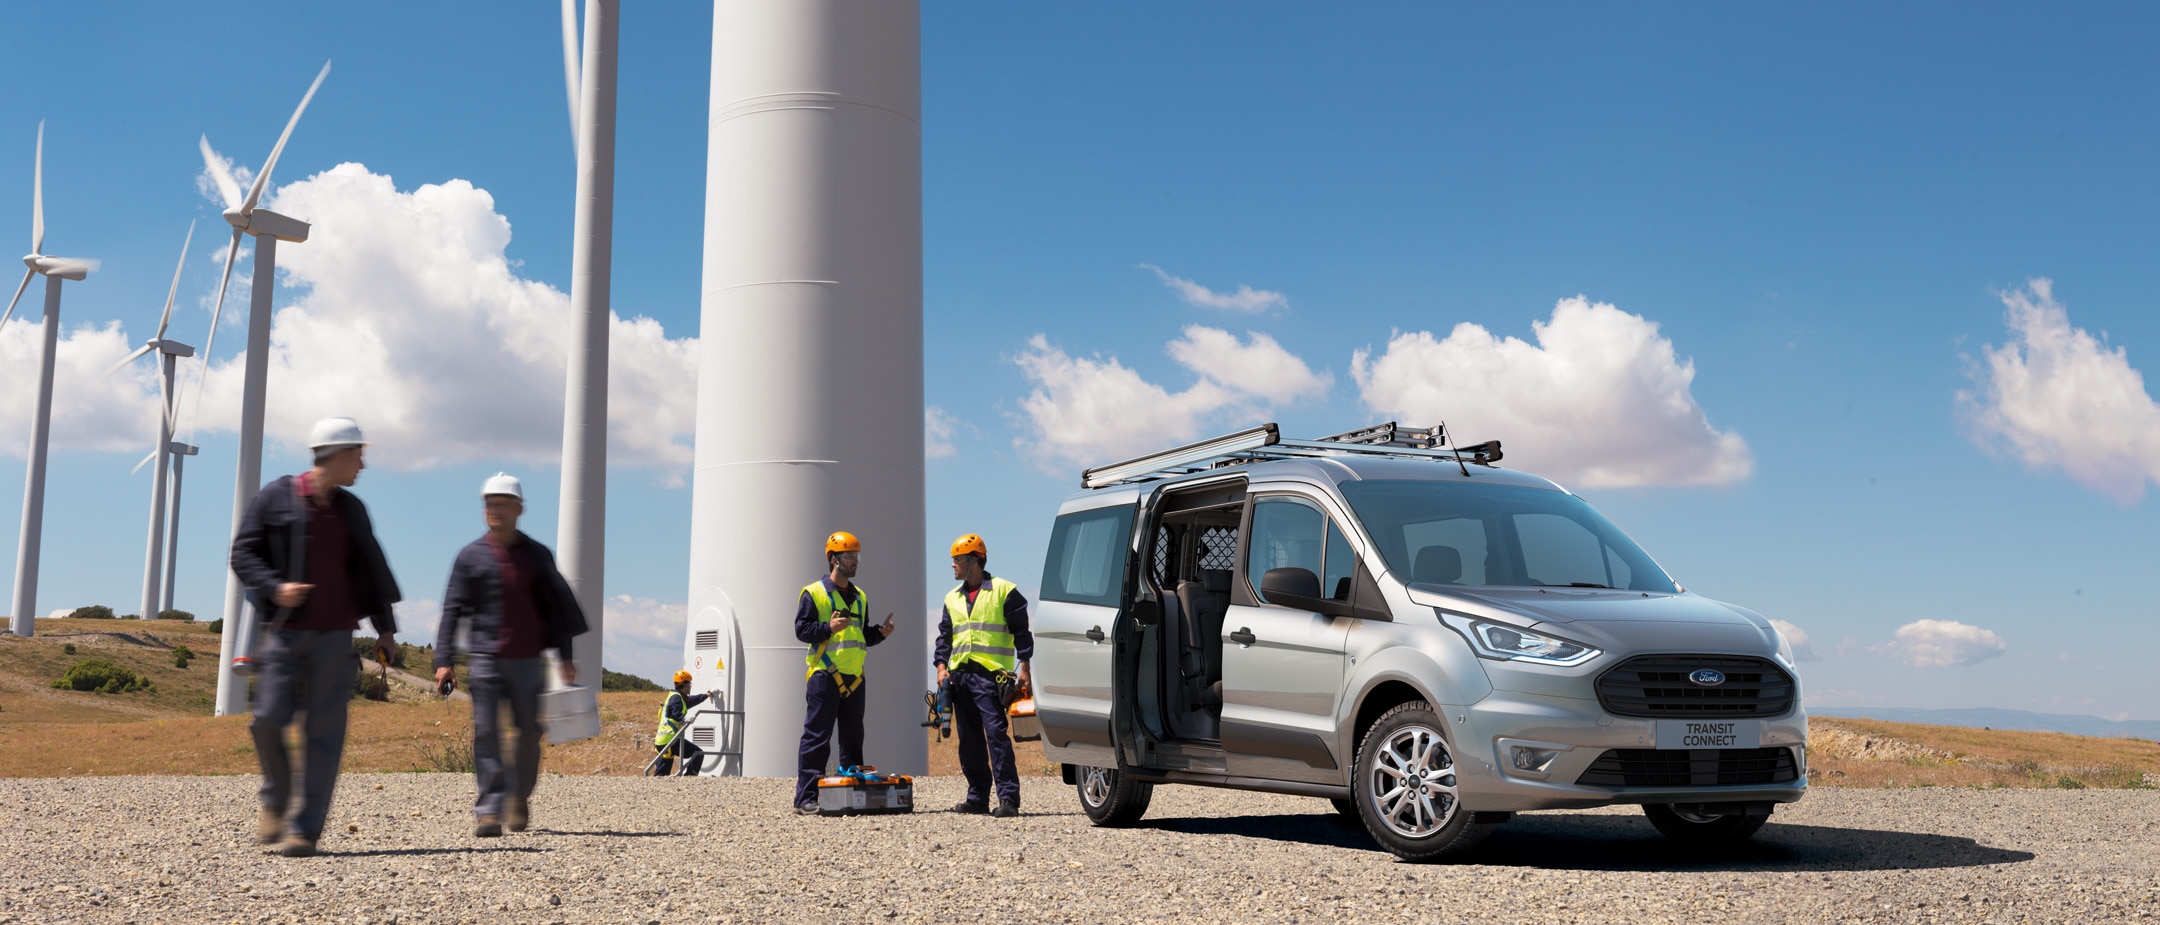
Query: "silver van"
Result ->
[[1032, 423, 1806, 861]]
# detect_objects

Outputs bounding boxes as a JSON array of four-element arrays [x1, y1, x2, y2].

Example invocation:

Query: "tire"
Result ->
[[1350, 701, 1494, 862], [1328, 797, 1357, 817], [1642, 803, 1770, 845], [1075, 765, 1153, 827]]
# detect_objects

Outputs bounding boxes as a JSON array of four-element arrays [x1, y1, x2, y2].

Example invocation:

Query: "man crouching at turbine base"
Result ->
[[435, 472, 588, 837], [230, 416, 402, 858]]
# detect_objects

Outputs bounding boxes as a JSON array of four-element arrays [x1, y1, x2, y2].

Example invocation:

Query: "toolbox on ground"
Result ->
[[816, 766, 914, 816]]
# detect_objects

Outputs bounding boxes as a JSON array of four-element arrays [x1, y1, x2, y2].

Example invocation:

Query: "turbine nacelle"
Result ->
[[222, 207, 309, 243], [24, 254, 94, 280]]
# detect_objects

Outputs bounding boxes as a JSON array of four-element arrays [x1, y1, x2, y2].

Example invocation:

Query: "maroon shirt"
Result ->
[[489, 534, 547, 659], [290, 472, 360, 632]]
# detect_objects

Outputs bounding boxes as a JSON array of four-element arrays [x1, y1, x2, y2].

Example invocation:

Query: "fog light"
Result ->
[[1510, 746, 1558, 773]]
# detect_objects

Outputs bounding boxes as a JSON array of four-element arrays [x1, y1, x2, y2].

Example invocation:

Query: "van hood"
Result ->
[[1406, 584, 1763, 629]]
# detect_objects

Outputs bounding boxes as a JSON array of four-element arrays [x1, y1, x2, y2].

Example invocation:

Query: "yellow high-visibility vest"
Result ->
[[944, 576, 1019, 673], [803, 581, 870, 678]]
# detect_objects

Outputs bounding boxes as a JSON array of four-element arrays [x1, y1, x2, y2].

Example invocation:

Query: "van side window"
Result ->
[[1041, 505, 1135, 607], [1323, 521, 1356, 602], [1246, 497, 1325, 603]]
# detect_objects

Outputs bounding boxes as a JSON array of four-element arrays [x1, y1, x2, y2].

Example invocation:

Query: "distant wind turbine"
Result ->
[[4, 122, 98, 638], [200, 61, 330, 716], [104, 222, 197, 625]]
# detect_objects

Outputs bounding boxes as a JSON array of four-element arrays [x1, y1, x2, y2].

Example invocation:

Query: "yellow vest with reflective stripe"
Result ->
[[944, 576, 1019, 673], [804, 581, 870, 676], [655, 691, 688, 747]]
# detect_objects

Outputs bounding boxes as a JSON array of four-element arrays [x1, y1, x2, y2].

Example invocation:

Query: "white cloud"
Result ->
[[0, 316, 163, 458], [175, 163, 697, 479], [1959, 278, 2160, 505], [1351, 296, 1752, 488], [925, 406, 961, 459], [1141, 264, 1288, 313], [391, 598, 443, 647], [1013, 326, 1329, 471], [1166, 325, 1331, 405], [602, 594, 687, 687], [1871, 619, 2008, 668], [1769, 619, 1820, 662]]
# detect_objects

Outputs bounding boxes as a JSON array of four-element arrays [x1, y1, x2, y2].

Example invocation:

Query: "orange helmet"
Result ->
[[825, 531, 861, 555], [950, 533, 987, 561], [672, 670, 692, 685]]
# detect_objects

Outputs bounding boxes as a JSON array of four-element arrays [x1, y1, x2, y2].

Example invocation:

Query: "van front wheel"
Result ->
[[1351, 701, 1494, 862], [1076, 765, 1153, 827]]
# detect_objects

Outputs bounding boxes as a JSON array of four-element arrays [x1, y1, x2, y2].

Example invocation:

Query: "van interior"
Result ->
[[1133, 482, 1246, 744]]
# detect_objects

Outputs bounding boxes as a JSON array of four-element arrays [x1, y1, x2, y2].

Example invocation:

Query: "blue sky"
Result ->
[[1, 3, 2156, 718]]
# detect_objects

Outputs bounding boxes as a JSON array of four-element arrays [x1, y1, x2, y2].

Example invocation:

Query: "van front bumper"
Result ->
[[1445, 689, 1808, 813]]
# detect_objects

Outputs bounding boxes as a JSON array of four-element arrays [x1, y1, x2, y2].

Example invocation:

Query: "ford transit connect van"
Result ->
[[1032, 423, 1806, 861]]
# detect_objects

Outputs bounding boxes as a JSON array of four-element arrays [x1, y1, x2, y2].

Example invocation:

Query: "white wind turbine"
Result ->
[[4, 122, 98, 638], [104, 222, 197, 624], [200, 61, 330, 715]]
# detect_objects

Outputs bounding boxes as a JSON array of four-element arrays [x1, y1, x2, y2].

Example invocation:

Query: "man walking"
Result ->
[[230, 416, 402, 857], [652, 670, 711, 776], [434, 473, 588, 837], [934, 534, 1032, 818], [793, 531, 896, 814]]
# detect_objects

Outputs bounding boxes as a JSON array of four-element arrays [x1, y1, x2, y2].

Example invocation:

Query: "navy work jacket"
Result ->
[[229, 475, 402, 636], [434, 531, 589, 668]]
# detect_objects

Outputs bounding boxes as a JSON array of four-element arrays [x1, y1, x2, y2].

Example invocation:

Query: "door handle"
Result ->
[[1084, 626, 1105, 643], [1228, 628, 1257, 646]]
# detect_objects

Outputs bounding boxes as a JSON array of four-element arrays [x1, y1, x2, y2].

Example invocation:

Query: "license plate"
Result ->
[[1656, 719, 1761, 750]]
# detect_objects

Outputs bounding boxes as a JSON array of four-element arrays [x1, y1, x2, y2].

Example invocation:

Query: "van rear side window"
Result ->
[[1041, 505, 1136, 606]]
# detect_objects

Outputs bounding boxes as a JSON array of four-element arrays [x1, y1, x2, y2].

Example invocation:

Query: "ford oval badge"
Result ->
[[1688, 668, 1726, 687]]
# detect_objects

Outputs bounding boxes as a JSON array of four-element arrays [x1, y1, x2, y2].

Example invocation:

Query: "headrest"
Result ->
[[1199, 569, 1231, 594], [1413, 546, 1462, 585]]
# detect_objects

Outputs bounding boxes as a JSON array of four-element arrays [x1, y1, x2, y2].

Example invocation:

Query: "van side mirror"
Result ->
[[1259, 567, 1356, 617]]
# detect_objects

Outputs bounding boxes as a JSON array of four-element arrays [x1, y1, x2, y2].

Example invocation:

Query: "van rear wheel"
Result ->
[[1351, 701, 1494, 862], [1643, 803, 1770, 845], [1075, 765, 1153, 827]]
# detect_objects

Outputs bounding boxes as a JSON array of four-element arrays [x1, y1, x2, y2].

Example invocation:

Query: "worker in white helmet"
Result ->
[[229, 416, 402, 858], [434, 472, 589, 837]]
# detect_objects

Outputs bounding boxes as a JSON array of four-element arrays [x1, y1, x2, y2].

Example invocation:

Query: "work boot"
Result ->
[[474, 816, 503, 838], [276, 834, 317, 858], [951, 800, 987, 815], [990, 802, 1020, 819], [794, 804, 819, 816], [255, 808, 285, 845], [505, 797, 528, 833]]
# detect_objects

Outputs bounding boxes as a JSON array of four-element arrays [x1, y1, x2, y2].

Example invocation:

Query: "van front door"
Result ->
[[1218, 495, 1349, 784]]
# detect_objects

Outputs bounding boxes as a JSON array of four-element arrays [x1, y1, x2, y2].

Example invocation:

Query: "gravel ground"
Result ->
[[2, 775, 2155, 924]]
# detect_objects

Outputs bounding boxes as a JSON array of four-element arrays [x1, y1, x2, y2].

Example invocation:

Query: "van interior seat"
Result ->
[[1414, 546, 1463, 585], [1176, 569, 1232, 707]]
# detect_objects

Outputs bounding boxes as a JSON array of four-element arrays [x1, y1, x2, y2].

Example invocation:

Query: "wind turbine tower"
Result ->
[[688, 0, 928, 776], [5, 122, 99, 637], [206, 63, 331, 716], [162, 442, 199, 616], [558, 0, 618, 689], [107, 223, 197, 624]]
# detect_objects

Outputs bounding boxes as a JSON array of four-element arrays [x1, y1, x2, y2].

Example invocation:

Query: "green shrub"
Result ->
[[62, 643, 75, 655], [2055, 775, 2087, 790], [207, 618, 223, 635], [353, 668, 390, 702], [155, 610, 194, 621], [69, 605, 115, 620], [601, 668, 663, 692], [172, 645, 194, 669], [120, 613, 140, 620], [51, 659, 154, 694]]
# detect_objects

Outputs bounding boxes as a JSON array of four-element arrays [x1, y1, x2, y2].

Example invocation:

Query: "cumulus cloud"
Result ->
[[925, 406, 961, 459], [0, 315, 163, 458], [603, 594, 688, 687], [1769, 619, 1820, 662], [1870, 619, 2008, 668], [1014, 326, 1329, 470], [1352, 296, 1752, 488], [1141, 264, 1288, 313], [391, 598, 443, 646], [1959, 278, 2160, 505], [178, 162, 697, 478]]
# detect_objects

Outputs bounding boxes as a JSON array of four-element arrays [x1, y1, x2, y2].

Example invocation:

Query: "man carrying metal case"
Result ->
[[792, 531, 897, 813], [230, 416, 402, 858], [934, 534, 1034, 818], [434, 472, 588, 837]]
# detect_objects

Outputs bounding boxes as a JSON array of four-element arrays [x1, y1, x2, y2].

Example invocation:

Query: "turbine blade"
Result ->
[[242, 60, 331, 215], [102, 341, 154, 378], [562, 0, 582, 146], [0, 267, 31, 328], [198, 136, 243, 212], [133, 449, 158, 476], [156, 220, 196, 340], [31, 120, 44, 255], [189, 229, 244, 446]]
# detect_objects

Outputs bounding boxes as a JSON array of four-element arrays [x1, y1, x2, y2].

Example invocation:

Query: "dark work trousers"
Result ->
[[250, 628, 357, 839], [793, 670, 867, 808], [652, 736, 706, 777], [950, 668, 1021, 808], [469, 655, 544, 819]]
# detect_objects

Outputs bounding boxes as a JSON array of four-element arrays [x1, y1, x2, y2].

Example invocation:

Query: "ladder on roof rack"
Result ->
[[1079, 422, 1503, 489]]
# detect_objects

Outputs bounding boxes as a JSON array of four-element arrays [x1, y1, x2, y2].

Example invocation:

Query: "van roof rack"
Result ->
[[1080, 422, 1503, 489]]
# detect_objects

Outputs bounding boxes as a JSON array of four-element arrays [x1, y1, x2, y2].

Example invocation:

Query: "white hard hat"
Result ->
[[481, 472, 523, 500], [306, 416, 367, 450]]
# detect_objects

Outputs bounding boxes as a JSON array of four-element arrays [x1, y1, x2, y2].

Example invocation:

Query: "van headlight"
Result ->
[[1442, 614, 1600, 667]]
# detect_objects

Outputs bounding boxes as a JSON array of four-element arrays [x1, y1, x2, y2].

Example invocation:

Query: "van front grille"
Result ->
[[1595, 655, 1793, 718], [1575, 747, 1798, 787]]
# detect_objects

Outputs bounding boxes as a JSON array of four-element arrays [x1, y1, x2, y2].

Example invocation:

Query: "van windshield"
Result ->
[[1336, 480, 1677, 593]]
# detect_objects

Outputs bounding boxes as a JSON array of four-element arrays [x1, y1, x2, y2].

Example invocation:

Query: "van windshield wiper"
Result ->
[[1565, 582, 1612, 589]]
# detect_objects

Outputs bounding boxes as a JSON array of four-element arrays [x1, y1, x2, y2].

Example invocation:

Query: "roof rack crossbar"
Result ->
[[1079, 422, 1504, 490], [1081, 424, 1279, 489]]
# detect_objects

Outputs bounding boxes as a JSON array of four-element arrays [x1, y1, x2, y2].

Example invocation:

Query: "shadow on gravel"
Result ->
[[532, 829, 680, 838], [1151, 812, 2035, 872], [327, 846, 548, 858]]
